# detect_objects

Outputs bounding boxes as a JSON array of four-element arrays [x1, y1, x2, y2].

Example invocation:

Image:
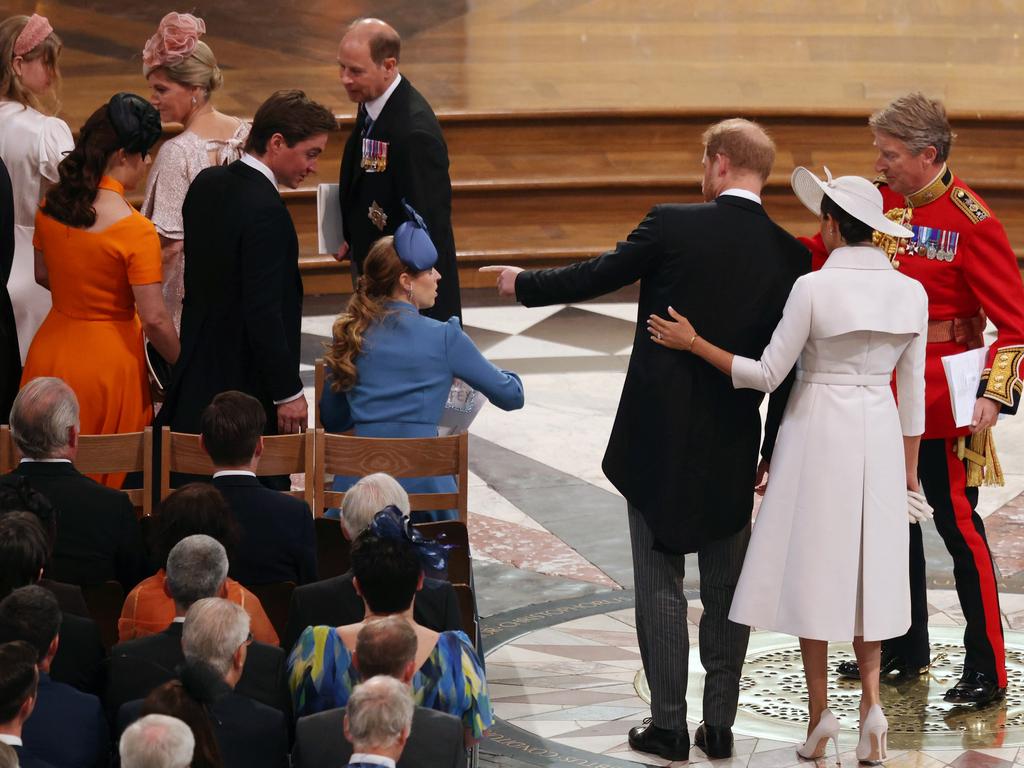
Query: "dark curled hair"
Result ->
[[200, 391, 265, 466], [820, 194, 875, 245], [142, 673, 223, 768], [151, 484, 239, 568], [0, 641, 39, 723], [0, 586, 60, 661], [350, 531, 421, 614], [0, 512, 50, 600], [0, 476, 57, 553], [244, 89, 336, 155]]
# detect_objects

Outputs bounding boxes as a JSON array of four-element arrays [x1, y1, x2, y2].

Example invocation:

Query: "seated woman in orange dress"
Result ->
[[118, 483, 278, 646], [21, 93, 179, 487]]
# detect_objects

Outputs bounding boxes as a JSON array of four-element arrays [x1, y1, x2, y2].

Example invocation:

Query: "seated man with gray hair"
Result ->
[[2, 377, 144, 589], [119, 714, 194, 768], [283, 473, 459, 651], [120, 599, 289, 768], [344, 676, 415, 768], [293, 615, 465, 768], [107, 535, 286, 720]]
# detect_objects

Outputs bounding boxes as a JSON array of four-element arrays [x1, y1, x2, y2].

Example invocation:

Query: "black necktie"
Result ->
[[360, 106, 374, 138]]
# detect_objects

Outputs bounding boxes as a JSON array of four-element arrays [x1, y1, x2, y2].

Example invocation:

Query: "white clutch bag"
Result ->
[[437, 378, 487, 436]]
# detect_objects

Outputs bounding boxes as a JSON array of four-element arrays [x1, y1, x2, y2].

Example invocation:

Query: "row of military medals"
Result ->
[[362, 137, 389, 231], [877, 208, 958, 268]]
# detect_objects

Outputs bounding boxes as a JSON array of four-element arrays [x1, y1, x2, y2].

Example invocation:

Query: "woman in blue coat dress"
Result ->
[[321, 206, 524, 522]]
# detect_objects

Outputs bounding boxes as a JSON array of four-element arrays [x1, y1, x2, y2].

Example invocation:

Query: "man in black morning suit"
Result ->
[[0, 156, 19, 419], [336, 18, 462, 322], [159, 91, 336, 457], [484, 119, 809, 761]]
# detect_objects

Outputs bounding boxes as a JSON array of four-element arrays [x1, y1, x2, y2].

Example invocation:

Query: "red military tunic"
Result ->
[[805, 167, 1024, 438]]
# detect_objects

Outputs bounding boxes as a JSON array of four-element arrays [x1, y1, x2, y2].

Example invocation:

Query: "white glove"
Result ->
[[908, 490, 933, 524]]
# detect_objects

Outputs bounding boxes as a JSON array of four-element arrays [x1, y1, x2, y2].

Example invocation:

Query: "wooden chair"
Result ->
[[160, 427, 315, 507], [245, 581, 296, 642], [452, 583, 478, 641], [314, 358, 325, 429], [314, 516, 351, 580], [81, 580, 125, 651], [415, 520, 472, 587], [314, 431, 469, 523], [1, 426, 154, 516]]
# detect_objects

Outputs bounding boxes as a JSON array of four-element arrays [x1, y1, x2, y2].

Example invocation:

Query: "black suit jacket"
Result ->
[[213, 474, 317, 586], [105, 621, 288, 721], [282, 571, 461, 652], [0, 156, 19, 418], [160, 160, 303, 435], [39, 577, 90, 618], [49, 611, 105, 695], [6, 463, 145, 589], [119, 686, 288, 768], [340, 77, 461, 322], [12, 745, 56, 768], [293, 705, 465, 768], [22, 672, 109, 768], [516, 197, 809, 553]]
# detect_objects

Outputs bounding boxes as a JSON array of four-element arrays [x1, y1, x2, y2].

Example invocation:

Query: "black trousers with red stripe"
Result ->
[[883, 437, 1006, 686]]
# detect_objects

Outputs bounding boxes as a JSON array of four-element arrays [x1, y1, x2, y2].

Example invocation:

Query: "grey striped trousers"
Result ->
[[628, 505, 751, 730]]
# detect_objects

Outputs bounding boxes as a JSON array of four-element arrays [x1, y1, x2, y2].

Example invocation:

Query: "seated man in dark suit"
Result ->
[[0, 512, 104, 694], [0, 641, 54, 768], [293, 616, 465, 768], [282, 473, 459, 651], [107, 535, 286, 720], [339, 676, 415, 768], [119, 599, 289, 768], [201, 391, 316, 586], [119, 714, 194, 768], [4, 378, 145, 590], [0, 587, 108, 767]]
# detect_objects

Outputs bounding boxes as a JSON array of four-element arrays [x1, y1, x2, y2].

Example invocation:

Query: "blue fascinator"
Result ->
[[393, 200, 438, 272], [368, 505, 452, 580]]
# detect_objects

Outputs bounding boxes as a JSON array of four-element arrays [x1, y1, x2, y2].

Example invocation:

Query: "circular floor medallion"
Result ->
[[634, 626, 1024, 749]]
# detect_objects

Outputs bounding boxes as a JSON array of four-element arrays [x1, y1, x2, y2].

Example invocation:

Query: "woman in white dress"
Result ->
[[648, 168, 930, 765], [0, 14, 73, 361], [140, 12, 249, 330]]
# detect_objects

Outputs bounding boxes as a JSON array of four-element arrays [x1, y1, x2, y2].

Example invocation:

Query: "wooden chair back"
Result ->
[[160, 427, 315, 506], [453, 583, 478, 641], [415, 520, 472, 586], [314, 517, 351, 580], [314, 358, 325, 429], [81, 580, 126, 651], [245, 581, 296, 642], [0, 426, 153, 516], [314, 431, 469, 522]]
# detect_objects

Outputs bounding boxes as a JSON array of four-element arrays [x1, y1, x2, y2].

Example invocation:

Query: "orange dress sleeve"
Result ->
[[227, 580, 281, 646], [123, 214, 163, 285]]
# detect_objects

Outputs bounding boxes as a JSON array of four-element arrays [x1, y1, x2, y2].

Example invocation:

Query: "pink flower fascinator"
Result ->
[[142, 12, 207, 71]]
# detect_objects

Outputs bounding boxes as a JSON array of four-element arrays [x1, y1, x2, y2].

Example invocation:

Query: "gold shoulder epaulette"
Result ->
[[951, 186, 990, 224]]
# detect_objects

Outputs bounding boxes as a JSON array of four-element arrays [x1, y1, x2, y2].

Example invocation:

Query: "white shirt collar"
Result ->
[[172, 616, 186, 624], [0, 734, 22, 746], [213, 470, 256, 478], [240, 153, 278, 190], [350, 755, 396, 768], [364, 73, 402, 121], [19, 457, 72, 463], [719, 188, 762, 204]]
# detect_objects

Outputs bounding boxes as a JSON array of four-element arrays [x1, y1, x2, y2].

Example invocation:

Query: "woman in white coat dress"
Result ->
[[648, 168, 929, 766]]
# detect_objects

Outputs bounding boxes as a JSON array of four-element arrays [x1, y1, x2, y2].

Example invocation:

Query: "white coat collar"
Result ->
[[821, 245, 893, 271]]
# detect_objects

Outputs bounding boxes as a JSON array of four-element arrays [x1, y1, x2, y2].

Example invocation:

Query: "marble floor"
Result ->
[[300, 287, 1024, 768]]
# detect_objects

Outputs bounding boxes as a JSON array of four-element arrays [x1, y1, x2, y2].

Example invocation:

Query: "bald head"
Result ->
[[344, 19, 401, 64], [338, 18, 401, 104], [354, 616, 417, 681], [9, 378, 79, 459]]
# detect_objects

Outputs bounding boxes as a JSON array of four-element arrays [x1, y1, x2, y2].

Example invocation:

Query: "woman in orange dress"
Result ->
[[22, 93, 179, 487]]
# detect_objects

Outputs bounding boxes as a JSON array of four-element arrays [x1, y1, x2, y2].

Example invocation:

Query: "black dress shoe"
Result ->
[[695, 722, 734, 759], [943, 670, 1006, 706], [628, 718, 690, 761], [837, 653, 928, 680]]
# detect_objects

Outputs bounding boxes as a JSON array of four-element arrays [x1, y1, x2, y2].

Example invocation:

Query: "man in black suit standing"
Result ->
[[0, 157, 19, 420], [201, 391, 316, 586], [160, 90, 336, 449], [293, 617, 465, 768], [4, 377, 145, 590], [483, 119, 809, 761], [0, 641, 53, 768], [336, 18, 461, 322]]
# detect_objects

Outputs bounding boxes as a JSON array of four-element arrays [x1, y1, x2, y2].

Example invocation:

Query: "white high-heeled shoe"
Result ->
[[796, 708, 840, 764], [856, 705, 888, 765]]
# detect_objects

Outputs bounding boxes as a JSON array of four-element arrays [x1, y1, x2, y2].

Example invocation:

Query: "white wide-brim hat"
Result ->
[[791, 166, 913, 238]]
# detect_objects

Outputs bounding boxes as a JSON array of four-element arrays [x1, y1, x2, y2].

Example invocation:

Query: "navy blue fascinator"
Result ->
[[393, 200, 438, 272], [368, 505, 452, 580]]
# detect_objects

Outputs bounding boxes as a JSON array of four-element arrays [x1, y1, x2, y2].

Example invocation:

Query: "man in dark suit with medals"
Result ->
[[335, 18, 462, 322], [484, 120, 809, 761], [159, 91, 336, 451]]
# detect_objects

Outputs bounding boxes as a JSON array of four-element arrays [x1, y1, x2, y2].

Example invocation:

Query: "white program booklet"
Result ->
[[437, 379, 488, 436], [942, 346, 988, 427], [316, 183, 343, 255]]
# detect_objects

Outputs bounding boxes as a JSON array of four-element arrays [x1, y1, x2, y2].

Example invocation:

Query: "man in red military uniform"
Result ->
[[806, 93, 1024, 705]]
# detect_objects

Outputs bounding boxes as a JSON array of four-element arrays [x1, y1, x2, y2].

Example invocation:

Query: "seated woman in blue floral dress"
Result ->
[[320, 205, 524, 522], [287, 529, 492, 742]]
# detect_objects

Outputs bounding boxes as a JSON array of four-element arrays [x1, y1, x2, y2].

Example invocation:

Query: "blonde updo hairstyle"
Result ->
[[144, 41, 223, 99], [142, 13, 222, 101], [324, 237, 412, 392], [0, 15, 63, 111]]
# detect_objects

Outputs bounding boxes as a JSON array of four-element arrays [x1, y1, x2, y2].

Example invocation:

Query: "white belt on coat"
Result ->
[[795, 370, 891, 386]]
